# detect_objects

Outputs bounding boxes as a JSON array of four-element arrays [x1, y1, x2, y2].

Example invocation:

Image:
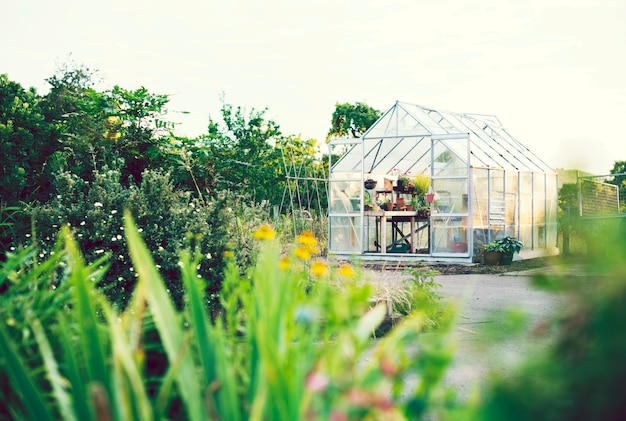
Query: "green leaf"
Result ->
[[0, 322, 56, 421], [62, 226, 112, 404], [123, 210, 207, 421], [355, 303, 387, 343], [29, 317, 76, 421]]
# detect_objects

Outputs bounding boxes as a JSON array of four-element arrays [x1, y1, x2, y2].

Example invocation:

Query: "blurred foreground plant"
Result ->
[[471, 217, 626, 421], [0, 213, 457, 420]]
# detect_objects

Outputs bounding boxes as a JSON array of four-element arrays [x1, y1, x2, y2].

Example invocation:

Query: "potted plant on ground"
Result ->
[[483, 241, 504, 265], [495, 236, 523, 265]]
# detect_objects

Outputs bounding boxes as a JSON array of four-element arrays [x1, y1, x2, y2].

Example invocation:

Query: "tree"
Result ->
[[42, 63, 173, 184], [327, 102, 381, 140], [0, 74, 56, 204], [199, 102, 285, 204]]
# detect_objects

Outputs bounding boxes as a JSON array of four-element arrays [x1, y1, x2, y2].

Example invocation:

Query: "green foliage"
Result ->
[[327, 102, 381, 139], [0, 74, 57, 204], [494, 236, 523, 254], [28, 167, 265, 311], [201, 102, 285, 204], [483, 241, 505, 252], [390, 266, 446, 330], [0, 215, 456, 420]]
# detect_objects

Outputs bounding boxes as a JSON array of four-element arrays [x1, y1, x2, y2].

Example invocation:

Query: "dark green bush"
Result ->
[[29, 166, 271, 311]]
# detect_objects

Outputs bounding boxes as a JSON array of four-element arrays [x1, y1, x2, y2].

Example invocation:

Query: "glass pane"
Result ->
[[533, 174, 546, 248], [433, 140, 467, 176], [431, 216, 469, 254], [505, 171, 519, 238], [546, 174, 558, 248], [329, 215, 361, 253], [329, 177, 360, 214], [432, 178, 468, 214], [519, 172, 533, 248]]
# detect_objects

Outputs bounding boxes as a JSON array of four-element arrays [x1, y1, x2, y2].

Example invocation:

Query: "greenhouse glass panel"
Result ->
[[505, 171, 519, 238], [533, 173, 546, 248], [329, 216, 361, 252], [471, 168, 490, 251], [363, 137, 430, 175], [472, 168, 489, 227], [546, 174, 558, 248], [432, 178, 468, 214], [519, 172, 533, 247], [329, 177, 361, 214], [431, 216, 469, 254], [433, 140, 468, 177]]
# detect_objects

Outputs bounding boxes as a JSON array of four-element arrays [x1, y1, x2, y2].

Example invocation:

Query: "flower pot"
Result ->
[[396, 197, 406, 209], [499, 251, 514, 265], [417, 209, 430, 219], [364, 179, 377, 190], [483, 250, 501, 266], [406, 205, 414, 211], [383, 203, 394, 211], [451, 241, 467, 253]]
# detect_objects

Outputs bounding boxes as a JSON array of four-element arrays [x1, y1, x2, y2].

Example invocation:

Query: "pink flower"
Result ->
[[305, 371, 329, 393]]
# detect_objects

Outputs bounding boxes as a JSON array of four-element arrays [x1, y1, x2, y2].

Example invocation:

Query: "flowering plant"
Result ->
[[390, 168, 411, 182]]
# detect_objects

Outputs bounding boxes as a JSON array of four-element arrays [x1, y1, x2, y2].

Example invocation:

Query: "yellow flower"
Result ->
[[310, 260, 329, 277], [223, 250, 234, 259], [254, 224, 276, 240], [337, 264, 355, 278], [279, 256, 290, 270], [297, 230, 317, 247], [295, 246, 311, 260]]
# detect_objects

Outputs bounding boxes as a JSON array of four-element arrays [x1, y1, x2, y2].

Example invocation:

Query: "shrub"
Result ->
[[29, 167, 270, 311]]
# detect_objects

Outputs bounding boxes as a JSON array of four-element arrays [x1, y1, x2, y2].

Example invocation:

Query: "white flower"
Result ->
[[111, 209, 118, 214], [94, 202, 103, 207], [95, 249, 104, 254]]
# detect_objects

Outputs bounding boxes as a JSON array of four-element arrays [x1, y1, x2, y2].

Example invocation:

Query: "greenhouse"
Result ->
[[327, 101, 558, 262]]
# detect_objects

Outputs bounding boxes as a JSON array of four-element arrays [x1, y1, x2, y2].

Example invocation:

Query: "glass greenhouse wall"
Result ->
[[328, 101, 558, 261]]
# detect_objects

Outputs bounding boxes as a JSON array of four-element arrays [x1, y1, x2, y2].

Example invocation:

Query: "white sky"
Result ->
[[3, 0, 625, 174]]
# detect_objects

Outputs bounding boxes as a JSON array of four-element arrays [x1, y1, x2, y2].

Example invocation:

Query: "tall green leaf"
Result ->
[[123, 210, 207, 421], [0, 322, 56, 421], [62, 226, 113, 415]]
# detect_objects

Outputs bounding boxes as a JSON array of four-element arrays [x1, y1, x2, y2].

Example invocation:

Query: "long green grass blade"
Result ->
[[123, 211, 206, 421], [0, 322, 56, 421], [58, 317, 92, 421], [62, 226, 113, 413], [29, 317, 76, 421], [102, 300, 154, 421]]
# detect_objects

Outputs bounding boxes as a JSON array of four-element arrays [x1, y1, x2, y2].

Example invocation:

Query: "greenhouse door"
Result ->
[[430, 134, 471, 257]]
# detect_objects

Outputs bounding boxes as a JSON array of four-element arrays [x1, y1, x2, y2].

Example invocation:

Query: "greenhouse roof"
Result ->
[[332, 101, 555, 175]]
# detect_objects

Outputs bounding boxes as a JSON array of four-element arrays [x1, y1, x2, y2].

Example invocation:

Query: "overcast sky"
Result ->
[[3, 0, 625, 174]]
